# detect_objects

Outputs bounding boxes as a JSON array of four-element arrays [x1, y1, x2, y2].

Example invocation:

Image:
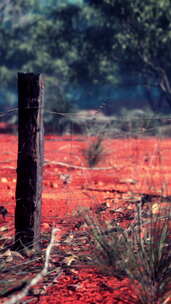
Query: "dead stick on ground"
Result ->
[[85, 187, 171, 203], [44, 159, 122, 171], [4, 228, 61, 304]]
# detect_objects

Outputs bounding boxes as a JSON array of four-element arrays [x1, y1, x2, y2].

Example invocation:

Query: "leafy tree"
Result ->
[[1, 0, 170, 114], [87, 0, 171, 108], [0, 0, 120, 94], [0, 0, 40, 89]]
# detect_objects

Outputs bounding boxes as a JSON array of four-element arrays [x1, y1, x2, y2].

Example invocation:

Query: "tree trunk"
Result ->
[[15, 73, 44, 251]]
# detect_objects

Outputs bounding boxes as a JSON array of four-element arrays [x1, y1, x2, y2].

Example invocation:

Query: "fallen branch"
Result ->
[[44, 159, 121, 171], [4, 228, 61, 304], [85, 187, 171, 203]]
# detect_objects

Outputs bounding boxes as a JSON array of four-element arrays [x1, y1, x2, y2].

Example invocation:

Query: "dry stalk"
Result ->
[[44, 159, 121, 170], [4, 228, 60, 304]]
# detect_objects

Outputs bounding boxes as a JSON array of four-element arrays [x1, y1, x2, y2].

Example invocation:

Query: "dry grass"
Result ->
[[83, 136, 105, 167], [78, 202, 171, 304]]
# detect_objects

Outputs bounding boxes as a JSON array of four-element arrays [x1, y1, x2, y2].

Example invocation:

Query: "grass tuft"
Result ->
[[83, 136, 105, 167], [78, 202, 171, 304]]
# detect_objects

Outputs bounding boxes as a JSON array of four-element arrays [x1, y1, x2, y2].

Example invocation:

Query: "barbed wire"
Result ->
[[0, 106, 171, 121], [0, 105, 170, 152]]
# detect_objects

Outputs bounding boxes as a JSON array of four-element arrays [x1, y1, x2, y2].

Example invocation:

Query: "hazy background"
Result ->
[[0, 0, 171, 133]]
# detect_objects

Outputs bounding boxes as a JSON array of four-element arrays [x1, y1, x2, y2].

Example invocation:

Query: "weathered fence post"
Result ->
[[15, 73, 44, 251]]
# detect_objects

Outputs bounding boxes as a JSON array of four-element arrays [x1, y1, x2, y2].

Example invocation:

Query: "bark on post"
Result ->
[[15, 73, 44, 251]]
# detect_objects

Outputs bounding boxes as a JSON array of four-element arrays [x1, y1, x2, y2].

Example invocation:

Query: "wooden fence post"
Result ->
[[15, 73, 44, 251]]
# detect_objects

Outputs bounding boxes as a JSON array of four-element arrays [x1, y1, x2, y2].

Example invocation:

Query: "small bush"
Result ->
[[83, 136, 105, 167]]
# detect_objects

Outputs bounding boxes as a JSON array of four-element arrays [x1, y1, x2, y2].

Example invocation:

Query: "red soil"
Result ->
[[0, 134, 171, 304]]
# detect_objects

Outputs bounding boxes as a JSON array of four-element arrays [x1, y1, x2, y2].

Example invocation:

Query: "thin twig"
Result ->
[[44, 159, 121, 170], [4, 228, 60, 304]]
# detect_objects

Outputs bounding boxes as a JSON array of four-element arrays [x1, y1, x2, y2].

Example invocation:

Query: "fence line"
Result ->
[[0, 106, 171, 146], [1, 106, 171, 120]]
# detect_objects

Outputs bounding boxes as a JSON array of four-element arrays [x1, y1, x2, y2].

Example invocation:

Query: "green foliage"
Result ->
[[1, 0, 171, 117], [94, 0, 171, 104], [0, 0, 120, 104]]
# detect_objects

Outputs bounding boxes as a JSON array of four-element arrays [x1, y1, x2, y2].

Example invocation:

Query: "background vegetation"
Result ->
[[0, 0, 171, 133]]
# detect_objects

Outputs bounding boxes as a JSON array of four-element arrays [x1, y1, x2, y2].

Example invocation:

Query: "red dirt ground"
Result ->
[[0, 134, 171, 304]]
